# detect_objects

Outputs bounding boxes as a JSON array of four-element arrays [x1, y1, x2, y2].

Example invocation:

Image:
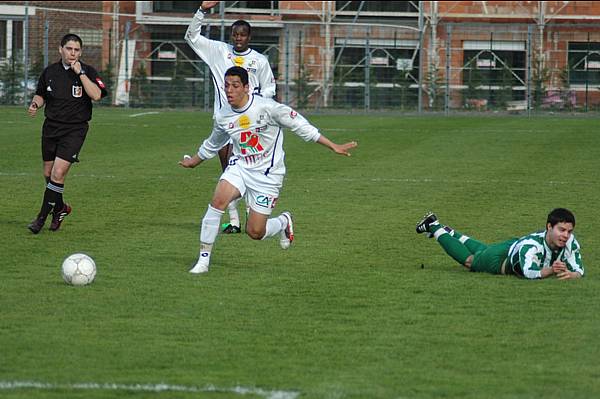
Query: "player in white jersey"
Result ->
[[179, 66, 358, 274], [185, 1, 276, 234], [415, 208, 584, 280]]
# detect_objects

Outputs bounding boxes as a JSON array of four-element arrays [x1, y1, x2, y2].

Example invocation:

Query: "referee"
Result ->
[[27, 33, 108, 234]]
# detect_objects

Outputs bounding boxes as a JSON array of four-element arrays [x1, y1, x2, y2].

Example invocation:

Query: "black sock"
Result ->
[[39, 180, 64, 218], [48, 180, 65, 212]]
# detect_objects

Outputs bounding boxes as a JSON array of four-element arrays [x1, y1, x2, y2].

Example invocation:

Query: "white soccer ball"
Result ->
[[61, 253, 96, 286]]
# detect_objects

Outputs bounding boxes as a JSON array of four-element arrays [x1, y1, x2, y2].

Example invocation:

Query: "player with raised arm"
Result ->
[[179, 66, 357, 274], [415, 208, 584, 280], [185, 0, 276, 234]]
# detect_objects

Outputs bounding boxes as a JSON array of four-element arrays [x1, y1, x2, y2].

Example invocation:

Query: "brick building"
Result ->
[[2, 1, 600, 109]]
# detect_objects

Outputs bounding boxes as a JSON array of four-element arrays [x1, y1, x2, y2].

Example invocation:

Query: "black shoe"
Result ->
[[28, 215, 47, 234], [49, 203, 72, 231], [222, 223, 241, 234], [416, 212, 438, 234]]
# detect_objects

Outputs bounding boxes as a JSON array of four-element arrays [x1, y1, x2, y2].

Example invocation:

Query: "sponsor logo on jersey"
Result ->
[[229, 122, 235, 129], [72, 85, 83, 98], [233, 55, 244, 67], [238, 115, 251, 129], [255, 194, 277, 209], [290, 110, 297, 119], [240, 131, 264, 155]]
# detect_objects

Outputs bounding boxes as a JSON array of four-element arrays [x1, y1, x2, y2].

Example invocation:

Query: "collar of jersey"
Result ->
[[232, 48, 252, 56], [232, 94, 254, 113]]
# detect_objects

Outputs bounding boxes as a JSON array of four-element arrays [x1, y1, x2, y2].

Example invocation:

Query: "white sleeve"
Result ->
[[267, 100, 321, 142], [198, 122, 230, 160], [565, 238, 585, 276], [257, 58, 276, 99], [520, 245, 543, 279], [184, 9, 227, 64]]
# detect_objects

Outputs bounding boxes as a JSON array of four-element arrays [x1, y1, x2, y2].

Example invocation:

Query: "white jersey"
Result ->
[[197, 95, 321, 176], [185, 9, 276, 112]]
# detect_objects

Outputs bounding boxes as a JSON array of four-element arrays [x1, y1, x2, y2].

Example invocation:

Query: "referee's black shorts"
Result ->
[[41, 119, 89, 163]]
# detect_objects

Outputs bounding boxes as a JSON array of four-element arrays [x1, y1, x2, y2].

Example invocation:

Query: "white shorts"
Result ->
[[220, 162, 283, 215]]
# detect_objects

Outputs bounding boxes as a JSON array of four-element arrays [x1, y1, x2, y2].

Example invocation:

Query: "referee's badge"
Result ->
[[72, 85, 83, 98]]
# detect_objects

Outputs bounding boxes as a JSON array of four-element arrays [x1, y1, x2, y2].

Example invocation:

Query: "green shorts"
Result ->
[[470, 239, 518, 274]]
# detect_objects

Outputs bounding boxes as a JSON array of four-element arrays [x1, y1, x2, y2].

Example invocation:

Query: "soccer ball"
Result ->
[[61, 253, 96, 286]]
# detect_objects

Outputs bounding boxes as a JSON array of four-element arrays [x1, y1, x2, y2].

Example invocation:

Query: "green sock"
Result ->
[[448, 228, 487, 253], [434, 230, 471, 266]]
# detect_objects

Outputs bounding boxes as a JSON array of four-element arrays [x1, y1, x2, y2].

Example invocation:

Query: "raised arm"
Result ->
[[184, 2, 226, 62], [71, 62, 104, 101]]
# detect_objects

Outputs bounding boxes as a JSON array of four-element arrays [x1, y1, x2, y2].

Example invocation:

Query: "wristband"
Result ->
[[79, 69, 86, 76]]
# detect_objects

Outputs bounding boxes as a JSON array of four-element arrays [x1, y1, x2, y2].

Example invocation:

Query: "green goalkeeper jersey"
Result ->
[[506, 231, 584, 279]]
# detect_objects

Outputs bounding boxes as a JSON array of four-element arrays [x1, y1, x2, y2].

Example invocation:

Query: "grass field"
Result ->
[[1, 106, 599, 399]]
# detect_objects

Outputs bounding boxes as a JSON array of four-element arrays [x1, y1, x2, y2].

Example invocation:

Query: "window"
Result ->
[[334, 38, 419, 84], [224, 1, 278, 10], [70, 29, 103, 47], [462, 41, 526, 87], [12, 20, 22, 52], [0, 20, 6, 59], [336, 1, 417, 13], [152, 1, 279, 13], [0, 19, 24, 60], [568, 42, 600, 85], [153, 1, 199, 13]]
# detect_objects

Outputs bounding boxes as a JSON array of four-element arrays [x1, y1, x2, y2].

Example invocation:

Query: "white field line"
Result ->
[[129, 111, 160, 117], [0, 380, 299, 399], [0, 171, 587, 186]]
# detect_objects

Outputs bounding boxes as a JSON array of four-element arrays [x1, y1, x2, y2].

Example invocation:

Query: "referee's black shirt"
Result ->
[[35, 61, 108, 125]]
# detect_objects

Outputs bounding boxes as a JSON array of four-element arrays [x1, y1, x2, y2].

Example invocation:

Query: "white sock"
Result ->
[[227, 198, 241, 227], [200, 205, 224, 257], [433, 228, 447, 241], [262, 214, 286, 240]]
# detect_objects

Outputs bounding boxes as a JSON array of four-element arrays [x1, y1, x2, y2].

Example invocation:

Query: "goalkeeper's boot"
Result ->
[[27, 214, 47, 234], [49, 203, 72, 231], [416, 212, 438, 235], [279, 212, 294, 250]]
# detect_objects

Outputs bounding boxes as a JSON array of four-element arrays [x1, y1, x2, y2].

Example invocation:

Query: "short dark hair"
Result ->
[[225, 66, 249, 86], [231, 20, 251, 35], [547, 208, 576, 227], [61, 33, 83, 47]]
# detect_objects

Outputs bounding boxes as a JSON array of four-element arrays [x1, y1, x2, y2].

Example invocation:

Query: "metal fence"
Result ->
[[2, 4, 600, 113]]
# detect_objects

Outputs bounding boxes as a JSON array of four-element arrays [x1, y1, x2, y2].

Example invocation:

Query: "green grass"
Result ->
[[1, 106, 600, 398]]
